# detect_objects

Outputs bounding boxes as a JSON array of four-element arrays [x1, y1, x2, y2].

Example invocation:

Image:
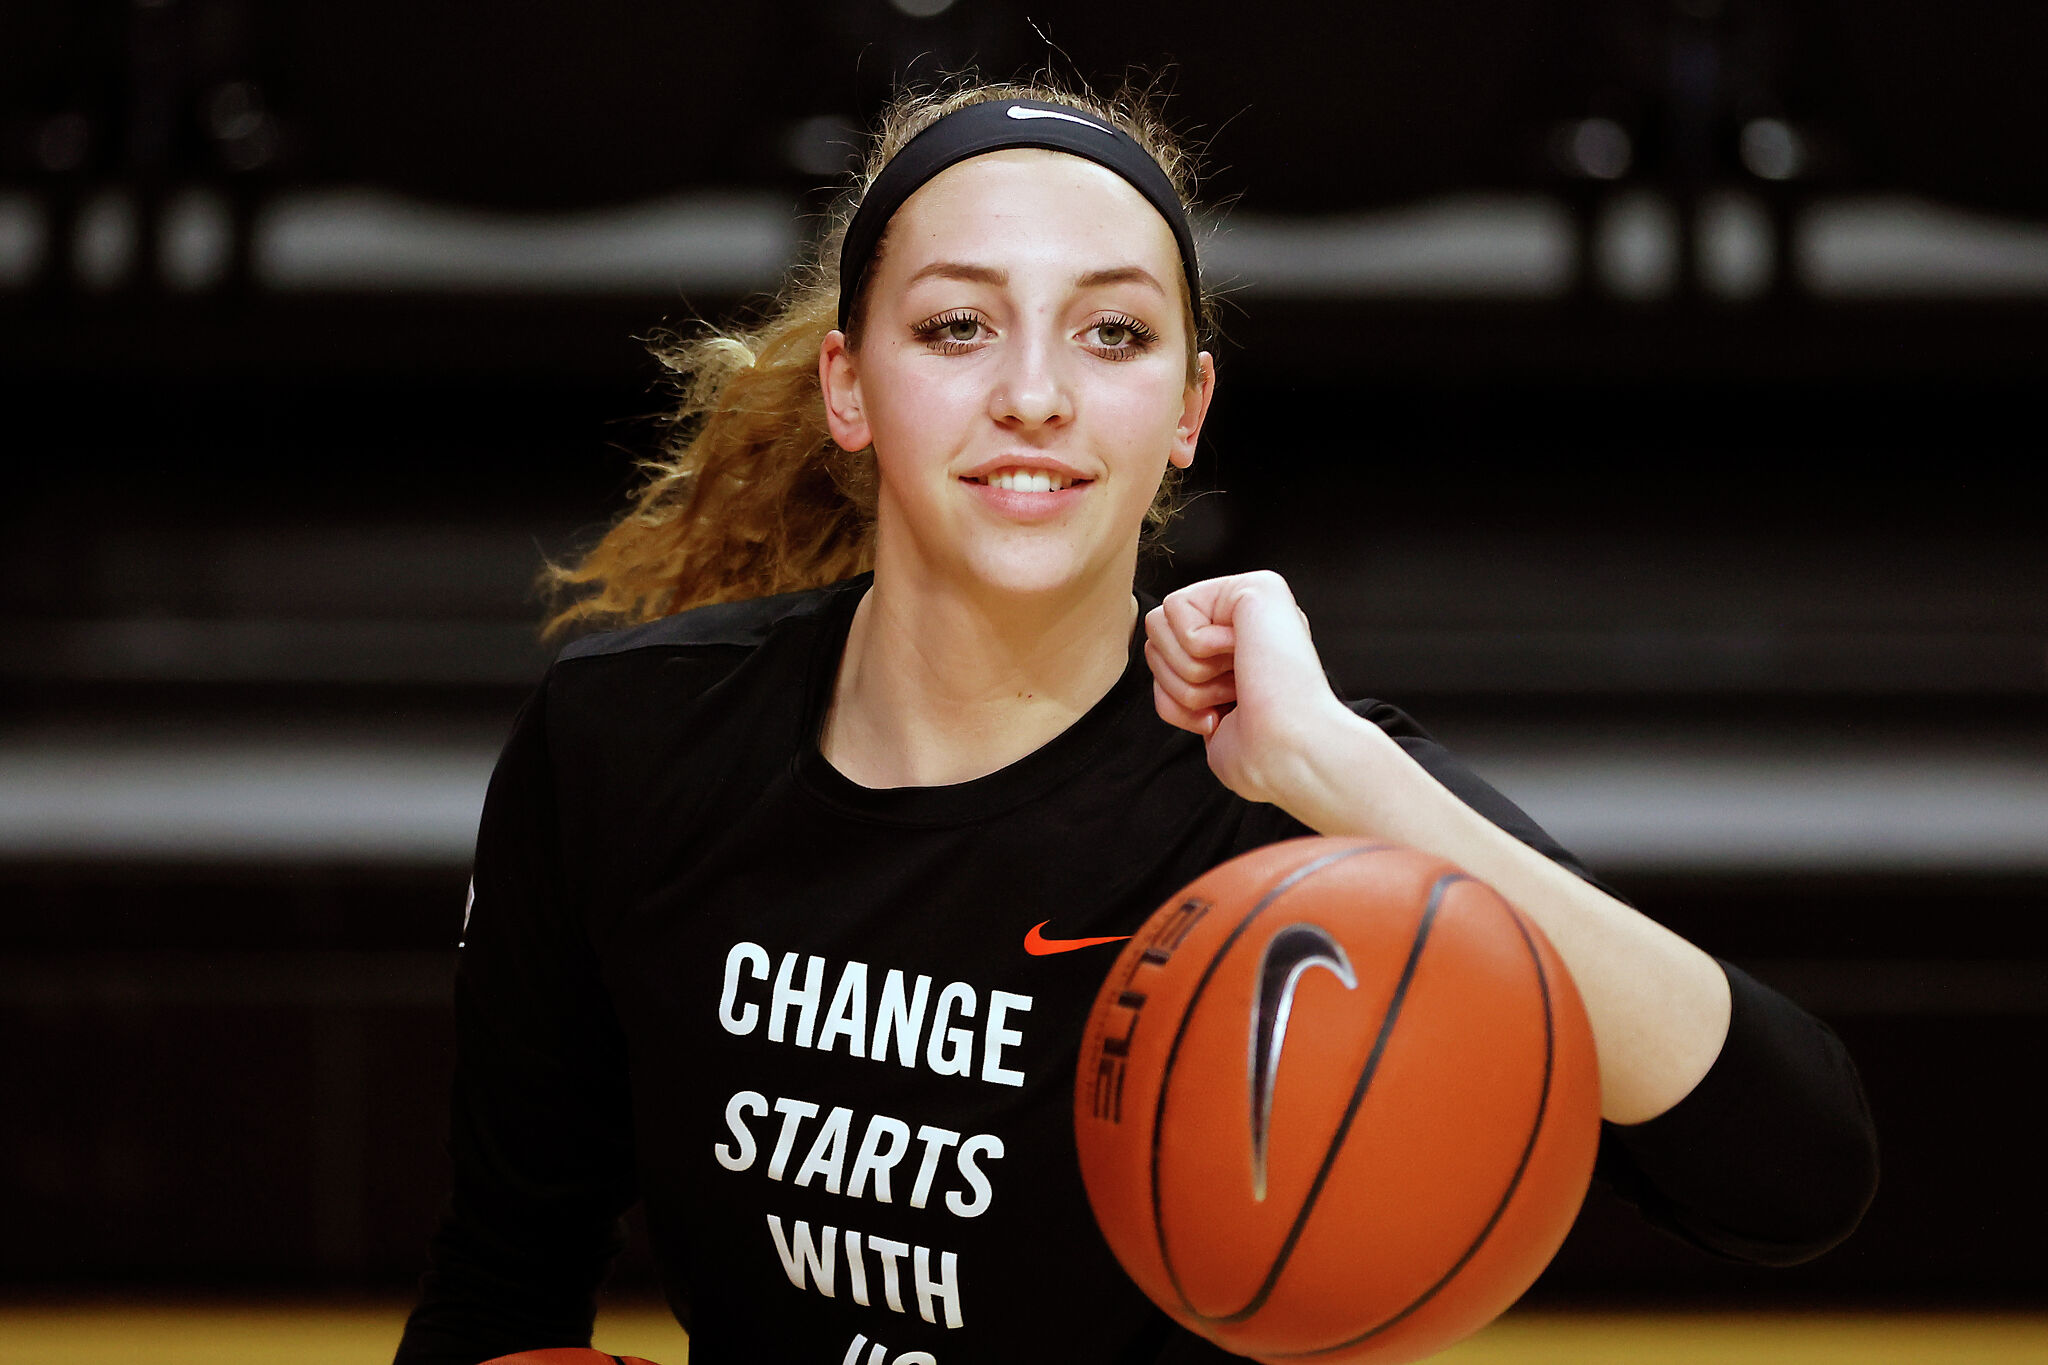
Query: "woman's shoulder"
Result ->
[[534, 576, 864, 749], [555, 575, 862, 667], [516, 581, 864, 846]]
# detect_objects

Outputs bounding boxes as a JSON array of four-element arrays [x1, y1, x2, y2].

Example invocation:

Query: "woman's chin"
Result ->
[[955, 541, 1133, 603], [872, 508, 1144, 606]]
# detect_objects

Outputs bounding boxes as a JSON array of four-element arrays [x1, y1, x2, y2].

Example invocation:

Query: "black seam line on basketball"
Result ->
[[1263, 893, 1563, 1360], [1205, 870, 1464, 1326], [1148, 843, 1394, 1319]]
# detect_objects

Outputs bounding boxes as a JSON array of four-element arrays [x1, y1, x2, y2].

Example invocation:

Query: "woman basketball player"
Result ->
[[395, 79, 1876, 1365]]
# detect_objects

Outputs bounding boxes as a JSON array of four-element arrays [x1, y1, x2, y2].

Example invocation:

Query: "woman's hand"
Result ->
[[1144, 570, 1352, 808], [1147, 568, 1732, 1125]]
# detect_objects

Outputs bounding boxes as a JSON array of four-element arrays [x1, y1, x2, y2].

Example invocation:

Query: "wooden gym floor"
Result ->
[[1, 1302, 2045, 1364]]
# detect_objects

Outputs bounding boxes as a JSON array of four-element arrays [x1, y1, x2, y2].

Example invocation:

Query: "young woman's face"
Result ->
[[823, 148, 1214, 603]]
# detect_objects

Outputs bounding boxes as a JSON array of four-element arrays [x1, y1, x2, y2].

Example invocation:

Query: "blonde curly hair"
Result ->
[[545, 75, 1211, 636]]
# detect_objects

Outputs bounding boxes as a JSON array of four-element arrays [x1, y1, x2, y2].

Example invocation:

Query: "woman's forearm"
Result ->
[[1269, 702, 1732, 1125]]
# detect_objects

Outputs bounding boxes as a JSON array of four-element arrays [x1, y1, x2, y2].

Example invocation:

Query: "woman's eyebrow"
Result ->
[[903, 261, 1007, 288], [1074, 265, 1166, 294], [900, 262, 1166, 294]]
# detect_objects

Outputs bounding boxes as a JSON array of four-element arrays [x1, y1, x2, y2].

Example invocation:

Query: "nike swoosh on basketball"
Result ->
[[1249, 923, 1357, 1201], [1024, 920, 1132, 955], [1006, 105, 1115, 135]]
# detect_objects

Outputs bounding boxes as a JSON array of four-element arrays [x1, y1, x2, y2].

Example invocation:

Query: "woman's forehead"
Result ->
[[883, 148, 1181, 277]]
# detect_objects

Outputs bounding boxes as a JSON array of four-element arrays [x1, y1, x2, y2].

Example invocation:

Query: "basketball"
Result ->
[[1074, 836, 1601, 1364]]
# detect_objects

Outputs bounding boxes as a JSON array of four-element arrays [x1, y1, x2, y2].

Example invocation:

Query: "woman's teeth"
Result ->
[[979, 469, 1074, 492]]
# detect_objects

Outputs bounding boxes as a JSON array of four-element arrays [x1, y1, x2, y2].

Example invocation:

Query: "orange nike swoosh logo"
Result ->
[[1024, 920, 1132, 956]]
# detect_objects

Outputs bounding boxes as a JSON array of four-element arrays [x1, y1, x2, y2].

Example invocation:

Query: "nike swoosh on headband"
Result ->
[[1024, 920, 1133, 955], [1006, 105, 1115, 135]]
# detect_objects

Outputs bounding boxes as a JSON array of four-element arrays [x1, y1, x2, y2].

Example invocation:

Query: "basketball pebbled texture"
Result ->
[[1074, 838, 1600, 1364]]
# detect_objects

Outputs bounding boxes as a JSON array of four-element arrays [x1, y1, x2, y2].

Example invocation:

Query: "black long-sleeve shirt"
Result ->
[[397, 575, 1877, 1365]]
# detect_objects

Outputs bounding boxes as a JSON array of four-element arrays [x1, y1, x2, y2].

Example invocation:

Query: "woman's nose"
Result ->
[[989, 326, 1073, 429]]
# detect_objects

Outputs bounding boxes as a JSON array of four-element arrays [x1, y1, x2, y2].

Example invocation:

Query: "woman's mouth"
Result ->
[[966, 468, 1088, 492]]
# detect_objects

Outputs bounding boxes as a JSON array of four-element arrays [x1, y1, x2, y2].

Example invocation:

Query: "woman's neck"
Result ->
[[819, 571, 1138, 789]]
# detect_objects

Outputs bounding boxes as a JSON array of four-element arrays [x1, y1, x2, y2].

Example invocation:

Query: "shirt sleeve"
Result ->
[[1596, 961, 1879, 1264], [1348, 699, 1880, 1265], [395, 677, 640, 1365]]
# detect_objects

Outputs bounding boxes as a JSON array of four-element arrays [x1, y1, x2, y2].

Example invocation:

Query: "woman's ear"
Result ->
[[820, 330, 872, 452], [1169, 351, 1217, 470]]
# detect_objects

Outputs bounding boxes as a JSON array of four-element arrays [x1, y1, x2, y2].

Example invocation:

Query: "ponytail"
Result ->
[[544, 271, 874, 636]]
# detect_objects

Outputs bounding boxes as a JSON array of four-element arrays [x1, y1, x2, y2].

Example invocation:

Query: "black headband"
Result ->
[[837, 98, 1201, 333]]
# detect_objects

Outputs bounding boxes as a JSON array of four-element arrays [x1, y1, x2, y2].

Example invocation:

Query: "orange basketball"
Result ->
[[1074, 837, 1600, 1364]]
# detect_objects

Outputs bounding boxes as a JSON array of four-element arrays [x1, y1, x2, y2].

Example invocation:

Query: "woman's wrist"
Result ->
[[1258, 698, 1403, 836]]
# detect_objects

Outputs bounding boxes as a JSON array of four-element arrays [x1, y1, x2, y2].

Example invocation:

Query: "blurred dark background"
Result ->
[[3, 0, 2045, 1312]]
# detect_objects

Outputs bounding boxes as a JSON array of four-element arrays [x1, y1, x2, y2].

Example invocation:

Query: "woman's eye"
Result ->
[[1087, 316, 1155, 355], [914, 312, 985, 348]]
